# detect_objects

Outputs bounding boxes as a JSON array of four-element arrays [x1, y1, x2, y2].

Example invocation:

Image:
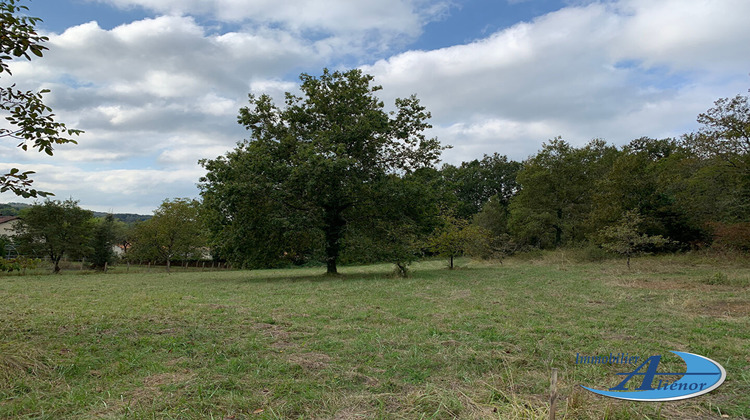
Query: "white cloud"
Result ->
[[93, 0, 449, 34], [35, 17, 317, 90], [364, 1, 750, 162], [85, 0, 456, 59], [4, 15, 313, 176], [612, 0, 750, 73], [0, 162, 203, 214]]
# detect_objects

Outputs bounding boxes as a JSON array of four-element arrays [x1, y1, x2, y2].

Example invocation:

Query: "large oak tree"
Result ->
[[200, 69, 445, 274]]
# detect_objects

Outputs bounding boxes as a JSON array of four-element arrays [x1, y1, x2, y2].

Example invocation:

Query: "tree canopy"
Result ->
[[508, 138, 618, 248], [441, 153, 521, 219], [201, 68, 446, 273], [12, 199, 93, 273], [129, 198, 206, 272]]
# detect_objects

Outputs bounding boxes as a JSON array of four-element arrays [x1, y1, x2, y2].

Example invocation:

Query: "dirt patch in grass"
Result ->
[[255, 322, 295, 351], [92, 371, 195, 418], [449, 289, 473, 300], [331, 405, 374, 420], [614, 277, 695, 290], [287, 352, 332, 370], [155, 327, 179, 335], [692, 300, 750, 318], [140, 371, 194, 388], [254, 321, 334, 373], [129, 371, 195, 408]]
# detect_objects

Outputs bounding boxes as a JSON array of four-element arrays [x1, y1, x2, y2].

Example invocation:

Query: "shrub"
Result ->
[[0, 257, 40, 273], [702, 272, 750, 287]]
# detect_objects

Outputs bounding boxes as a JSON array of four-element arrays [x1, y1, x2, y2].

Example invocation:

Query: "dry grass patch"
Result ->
[[287, 352, 332, 371], [692, 299, 750, 318], [0, 341, 50, 385]]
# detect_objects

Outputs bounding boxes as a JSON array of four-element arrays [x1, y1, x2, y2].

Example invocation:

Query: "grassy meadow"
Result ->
[[1, 253, 749, 419]]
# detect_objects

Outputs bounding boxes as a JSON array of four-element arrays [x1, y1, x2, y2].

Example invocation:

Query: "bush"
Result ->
[[571, 244, 612, 262], [511, 248, 546, 261], [0, 257, 41, 273], [702, 272, 750, 287]]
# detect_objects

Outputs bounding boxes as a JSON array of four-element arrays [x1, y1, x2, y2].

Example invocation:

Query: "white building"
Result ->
[[0, 216, 19, 237]]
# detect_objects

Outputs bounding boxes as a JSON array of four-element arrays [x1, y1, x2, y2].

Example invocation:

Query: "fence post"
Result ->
[[549, 368, 558, 420]]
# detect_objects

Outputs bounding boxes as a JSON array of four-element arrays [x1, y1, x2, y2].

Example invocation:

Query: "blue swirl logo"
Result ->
[[581, 351, 726, 401]]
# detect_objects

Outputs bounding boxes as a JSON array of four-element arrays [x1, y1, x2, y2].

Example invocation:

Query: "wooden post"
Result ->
[[202, 262, 205, 271], [127, 261, 130, 272], [549, 368, 558, 420], [104, 262, 108, 273]]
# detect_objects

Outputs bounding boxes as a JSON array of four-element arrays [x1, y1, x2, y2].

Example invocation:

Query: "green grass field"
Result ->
[[1, 253, 749, 419]]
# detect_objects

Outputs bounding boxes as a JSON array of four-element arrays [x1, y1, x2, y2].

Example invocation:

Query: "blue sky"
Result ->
[[34, 1, 568, 50], [2, 0, 749, 214]]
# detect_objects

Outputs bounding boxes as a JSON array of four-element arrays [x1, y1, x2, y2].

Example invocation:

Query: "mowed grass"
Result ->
[[1, 254, 750, 419]]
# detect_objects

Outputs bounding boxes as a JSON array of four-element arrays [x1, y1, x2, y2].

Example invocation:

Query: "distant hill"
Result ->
[[0, 202, 151, 223], [91, 211, 151, 223], [0, 203, 28, 216]]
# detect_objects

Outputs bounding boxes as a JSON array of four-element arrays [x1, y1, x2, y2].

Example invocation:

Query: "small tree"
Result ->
[[428, 216, 489, 269], [88, 214, 117, 270], [130, 198, 206, 272], [13, 199, 93, 273], [598, 210, 670, 268]]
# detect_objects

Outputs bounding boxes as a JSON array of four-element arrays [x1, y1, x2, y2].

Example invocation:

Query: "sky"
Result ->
[[1, 0, 749, 214]]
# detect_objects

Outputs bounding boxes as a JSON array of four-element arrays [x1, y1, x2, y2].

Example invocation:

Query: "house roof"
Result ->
[[0, 216, 19, 224]]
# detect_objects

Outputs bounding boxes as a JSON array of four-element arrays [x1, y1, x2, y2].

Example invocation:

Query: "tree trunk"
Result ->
[[554, 209, 563, 246], [449, 254, 454, 269], [326, 258, 337, 275], [53, 257, 61, 274], [166, 258, 171, 273], [395, 262, 408, 277], [323, 206, 346, 275]]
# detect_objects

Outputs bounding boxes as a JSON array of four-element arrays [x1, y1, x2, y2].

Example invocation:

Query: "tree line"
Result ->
[[2, 198, 206, 273], [3, 69, 748, 274], [197, 69, 750, 273]]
